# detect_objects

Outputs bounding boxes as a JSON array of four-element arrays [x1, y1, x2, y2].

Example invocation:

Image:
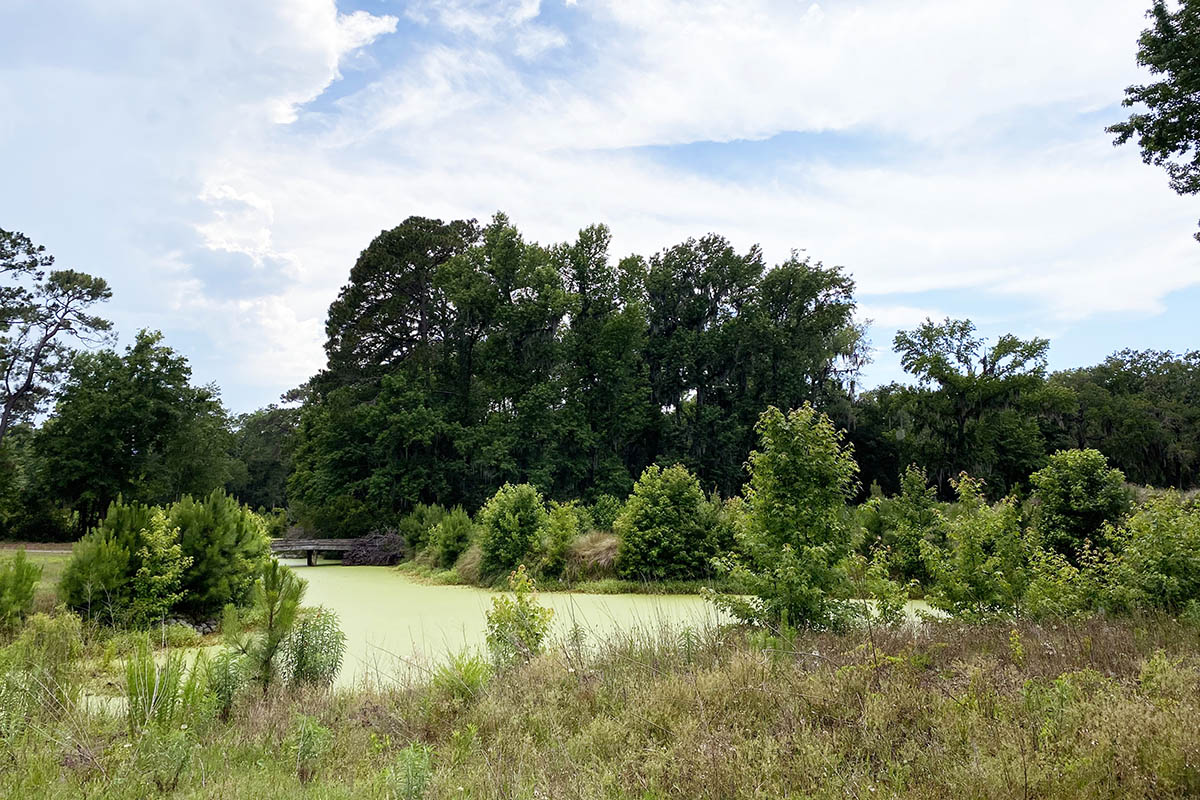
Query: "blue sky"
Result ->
[[2, 0, 1197, 413]]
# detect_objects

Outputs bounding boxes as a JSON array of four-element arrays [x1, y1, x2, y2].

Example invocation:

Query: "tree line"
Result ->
[[2, 218, 1200, 541]]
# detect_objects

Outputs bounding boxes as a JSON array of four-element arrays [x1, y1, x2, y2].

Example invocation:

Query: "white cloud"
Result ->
[[2, 0, 1196, 412]]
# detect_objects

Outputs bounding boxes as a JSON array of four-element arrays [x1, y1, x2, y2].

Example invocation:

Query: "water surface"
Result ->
[[283, 561, 724, 685]]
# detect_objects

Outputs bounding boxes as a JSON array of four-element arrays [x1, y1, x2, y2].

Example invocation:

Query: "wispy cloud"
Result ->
[[1, 0, 1195, 410]]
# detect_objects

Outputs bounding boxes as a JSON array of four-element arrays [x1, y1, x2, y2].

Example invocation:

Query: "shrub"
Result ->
[[128, 509, 191, 627], [485, 566, 553, 668], [1107, 492, 1200, 613], [478, 484, 547, 580], [431, 649, 492, 703], [1030, 449, 1132, 562], [225, 561, 306, 692], [454, 544, 484, 585], [162, 622, 202, 649], [124, 637, 207, 735], [6, 612, 83, 710], [431, 507, 476, 569], [206, 648, 245, 721], [343, 529, 407, 566], [0, 549, 41, 629], [882, 465, 944, 584], [290, 714, 332, 785], [712, 405, 859, 630], [922, 474, 1031, 620], [1023, 543, 1112, 619], [170, 490, 269, 617], [134, 728, 192, 793], [589, 494, 622, 532], [58, 498, 153, 621], [535, 501, 583, 579], [397, 503, 448, 553], [385, 744, 433, 800], [615, 464, 714, 581], [282, 607, 346, 689]]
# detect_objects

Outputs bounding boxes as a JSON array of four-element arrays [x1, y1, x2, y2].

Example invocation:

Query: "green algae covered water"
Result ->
[[282, 561, 725, 685]]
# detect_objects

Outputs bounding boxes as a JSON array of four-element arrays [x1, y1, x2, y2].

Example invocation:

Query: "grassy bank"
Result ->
[[2, 615, 1198, 799]]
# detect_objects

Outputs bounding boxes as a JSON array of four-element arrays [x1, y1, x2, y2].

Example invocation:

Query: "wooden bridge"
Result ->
[[269, 538, 362, 566]]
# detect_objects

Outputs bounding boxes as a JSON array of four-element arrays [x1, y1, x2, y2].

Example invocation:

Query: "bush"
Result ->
[[615, 464, 714, 581], [170, 490, 269, 617], [431, 649, 492, 703], [206, 648, 245, 721], [225, 561, 307, 692], [535, 501, 583, 579], [124, 637, 207, 734], [5, 612, 83, 710], [712, 405, 859, 630], [1107, 492, 1200, 613], [589, 494, 622, 532], [58, 498, 154, 621], [1030, 449, 1132, 562], [478, 484, 547, 580], [128, 509, 191, 627], [922, 475, 1031, 620], [431, 507, 476, 569], [385, 744, 433, 800], [0, 549, 41, 629], [290, 714, 332, 785], [397, 503, 448, 553], [282, 607, 346, 688], [454, 544, 484, 585], [485, 566, 553, 668], [875, 465, 944, 584], [162, 622, 202, 649]]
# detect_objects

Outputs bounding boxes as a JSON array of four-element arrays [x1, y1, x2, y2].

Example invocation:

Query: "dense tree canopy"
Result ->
[[31, 330, 234, 533], [289, 214, 865, 535]]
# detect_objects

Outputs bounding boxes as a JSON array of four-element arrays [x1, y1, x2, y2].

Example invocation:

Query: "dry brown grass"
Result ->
[[564, 530, 619, 581]]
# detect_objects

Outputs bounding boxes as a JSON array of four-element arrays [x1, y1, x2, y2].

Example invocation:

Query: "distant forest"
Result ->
[[2, 216, 1198, 540]]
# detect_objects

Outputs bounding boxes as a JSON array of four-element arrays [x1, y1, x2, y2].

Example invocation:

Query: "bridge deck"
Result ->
[[270, 538, 361, 565]]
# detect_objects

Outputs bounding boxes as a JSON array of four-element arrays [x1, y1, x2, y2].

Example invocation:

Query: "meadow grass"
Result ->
[[2, 614, 1198, 799]]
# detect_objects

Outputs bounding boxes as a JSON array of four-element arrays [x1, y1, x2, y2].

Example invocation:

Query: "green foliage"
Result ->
[[713, 405, 860, 630], [206, 647, 245, 722], [385, 744, 433, 800], [1023, 543, 1113, 620], [290, 714, 332, 785], [169, 489, 269, 617], [615, 464, 714, 581], [226, 561, 307, 692], [922, 475, 1031, 620], [282, 607, 346, 689], [1109, 0, 1200, 238], [124, 637, 207, 735], [31, 330, 232, 532], [1107, 492, 1200, 613], [0, 229, 112, 447], [1030, 449, 1132, 562], [430, 506, 475, 569], [589, 493, 622, 531], [0, 549, 41, 629], [5, 612, 82, 710], [431, 649, 492, 703], [398, 503, 448, 553], [485, 566, 554, 668], [58, 497, 151, 621], [536, 501, 584, 579], [128, 509, 191, 627], [225, 404, 300, 511], [478, 484, 547, 579], [848, 550, 909, 629]]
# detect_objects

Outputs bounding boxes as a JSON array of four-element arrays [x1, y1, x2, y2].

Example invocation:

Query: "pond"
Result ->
[[282, 561, 726, 686]]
